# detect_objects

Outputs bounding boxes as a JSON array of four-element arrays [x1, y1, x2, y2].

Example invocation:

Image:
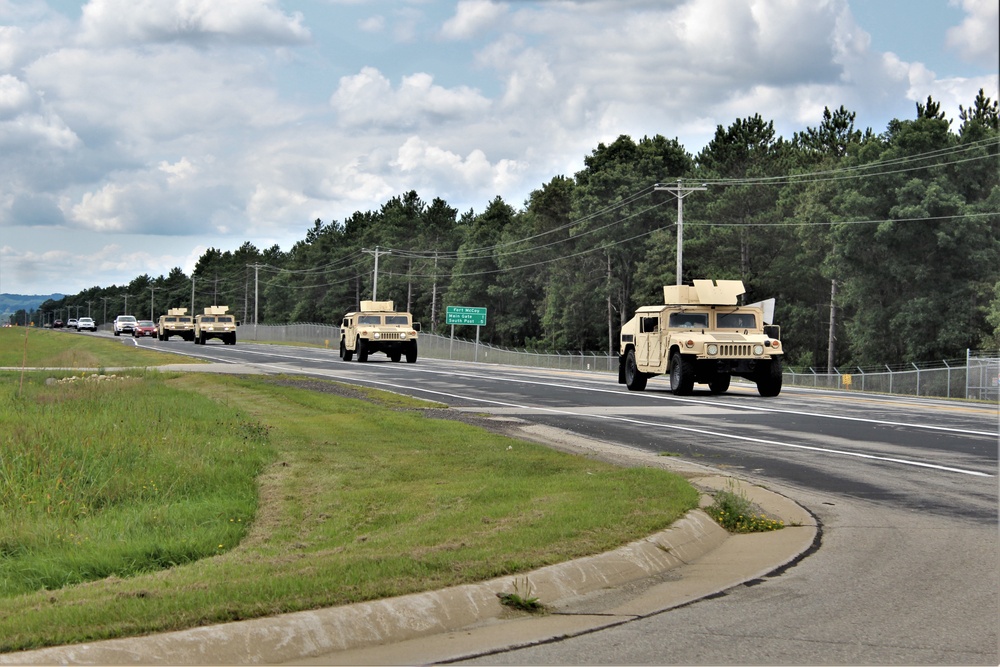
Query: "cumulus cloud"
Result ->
[[0, 74, 80, 152], [78, 0, 311, 46], [441, 0, 508, 40], [0, 74, 33, 117], [26, 45, 302, 152], [330, 67, 491, 129], [393, 136, 525, 195], [946, 0, 1000, 68]]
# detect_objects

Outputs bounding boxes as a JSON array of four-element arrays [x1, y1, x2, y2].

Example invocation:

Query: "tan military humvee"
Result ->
[[193, 305, 237, 345], [339, 300, 420, 363], [157, 307, 194, 341], [618, 279, 783, 396]]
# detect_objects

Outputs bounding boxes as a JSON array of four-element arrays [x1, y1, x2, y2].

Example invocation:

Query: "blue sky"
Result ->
[[1, 0, 997, 297]]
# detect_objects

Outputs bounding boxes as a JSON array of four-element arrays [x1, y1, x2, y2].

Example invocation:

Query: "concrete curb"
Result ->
[[1, 480, 817, 666]]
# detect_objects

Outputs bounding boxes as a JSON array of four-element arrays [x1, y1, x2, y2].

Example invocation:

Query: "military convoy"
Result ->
[[193, 305, 237, 345], [618, 279, 783, 397], [157, 307, 194, 341], [339, 300, 419, 363]]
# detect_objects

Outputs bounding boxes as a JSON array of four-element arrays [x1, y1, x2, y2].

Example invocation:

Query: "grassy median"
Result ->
[[0, 326, 194, 369], [0, 330, 700, 653]]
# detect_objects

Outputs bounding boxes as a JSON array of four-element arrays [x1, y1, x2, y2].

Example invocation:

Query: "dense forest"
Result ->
[[27, 91, 1000, 369]]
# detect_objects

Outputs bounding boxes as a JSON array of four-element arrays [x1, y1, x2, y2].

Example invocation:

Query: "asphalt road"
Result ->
[[124, 335, 999, 664]]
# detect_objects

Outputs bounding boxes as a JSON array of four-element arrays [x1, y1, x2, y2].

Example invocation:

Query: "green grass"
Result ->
[[0, 327, 193, 369], [0, 339, 701, 654]]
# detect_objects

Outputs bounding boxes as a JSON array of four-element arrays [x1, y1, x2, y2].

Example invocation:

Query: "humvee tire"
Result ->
[[669, 351, 695, 395], [341, 340, 353, 362], [356, 337, 368, 362], [756, 357, 783, 397], [624, 349, 647, 391], [708, 374, 731, 394], [405, 342, 417, 363]]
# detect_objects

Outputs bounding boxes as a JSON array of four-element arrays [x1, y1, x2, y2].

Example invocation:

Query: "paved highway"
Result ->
[[129, 336, 999, 664]]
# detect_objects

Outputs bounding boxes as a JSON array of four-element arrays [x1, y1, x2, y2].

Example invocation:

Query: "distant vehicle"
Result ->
[[132, 320, 157, 337], [76, 317, 97, 332], [339, 300, 419, 363], [113, 315, 138, 336], [157, 308, 194, 341], [67, 318, 78, 329], [53, 319, 64, 328], [193, 306, 237, 345]]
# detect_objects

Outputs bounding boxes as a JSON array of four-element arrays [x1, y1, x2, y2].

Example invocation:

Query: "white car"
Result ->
[[113, 315, 138, 336], [76, 317, 97, 332]]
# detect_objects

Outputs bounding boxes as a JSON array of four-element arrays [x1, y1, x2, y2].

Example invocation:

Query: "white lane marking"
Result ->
[[391, 362, 999, 438], [259, 362, 993, 478], [158, 345, 996, 436]]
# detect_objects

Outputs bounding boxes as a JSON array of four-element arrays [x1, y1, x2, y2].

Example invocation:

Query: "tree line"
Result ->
[[31, 90, 1000, 369]]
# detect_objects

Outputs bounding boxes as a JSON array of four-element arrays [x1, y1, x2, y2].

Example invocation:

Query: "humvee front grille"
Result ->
[[379, 332, 405, 341], [719, 343, 754, 357]]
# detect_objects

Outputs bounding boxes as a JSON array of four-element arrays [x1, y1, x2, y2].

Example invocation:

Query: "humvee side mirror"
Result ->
[[413, 322, 421, 332]]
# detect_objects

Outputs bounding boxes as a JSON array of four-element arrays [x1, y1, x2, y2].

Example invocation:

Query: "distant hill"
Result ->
[[1, 293, 65, 317]]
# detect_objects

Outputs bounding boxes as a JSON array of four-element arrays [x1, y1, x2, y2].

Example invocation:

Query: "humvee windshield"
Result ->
[[359, 315, 381, 325], [385, 315, 409, 325], [669, 313, 709, 328], [201, 316, 216, 323], [717, 312, 756, 328]]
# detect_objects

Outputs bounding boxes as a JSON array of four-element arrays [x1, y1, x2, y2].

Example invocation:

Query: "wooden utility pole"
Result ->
[[827, 279, 837, 373]]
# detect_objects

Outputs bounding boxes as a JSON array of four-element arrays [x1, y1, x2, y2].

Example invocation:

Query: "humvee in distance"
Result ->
[[340, 300, 419, 363], [158, 307, 194, 341]]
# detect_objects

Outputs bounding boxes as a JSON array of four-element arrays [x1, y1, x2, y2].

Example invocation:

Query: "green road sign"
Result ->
[[446, 306, 487, 326]]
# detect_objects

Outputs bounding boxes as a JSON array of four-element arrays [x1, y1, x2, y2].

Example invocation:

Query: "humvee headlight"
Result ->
[[373, 332, 381, 340], [400, 333, 407, 339], [707, 344, 719, 355], [753, 344, 764, 355]]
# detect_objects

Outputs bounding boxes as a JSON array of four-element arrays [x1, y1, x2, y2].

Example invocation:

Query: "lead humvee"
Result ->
[[193, 305, 237, 345], [618, 279, 783, 397], [339, 300, 419, 363], [157, 307, 194, 341]]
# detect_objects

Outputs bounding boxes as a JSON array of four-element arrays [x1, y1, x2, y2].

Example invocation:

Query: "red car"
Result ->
[[132, 320, 157, 337]]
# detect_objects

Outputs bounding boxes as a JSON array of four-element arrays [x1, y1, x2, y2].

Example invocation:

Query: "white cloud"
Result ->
[[0, 74, 33, 116], [392, 136, 525, 195], [158, 157, 198, 185], [441, 0, 508, 40], [358, 15, 385, 33], [330, 66, 491, 129], [946, 0, 1000, 68], [26, 46, 301, 144], [0, 75, 81, 152], [0, 25, 28, 70], [78, 0, 311, 46]]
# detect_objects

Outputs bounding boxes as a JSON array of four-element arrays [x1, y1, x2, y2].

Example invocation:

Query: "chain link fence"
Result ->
[[783, 350, 1000, 400], [239, 324, 998, 401]]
